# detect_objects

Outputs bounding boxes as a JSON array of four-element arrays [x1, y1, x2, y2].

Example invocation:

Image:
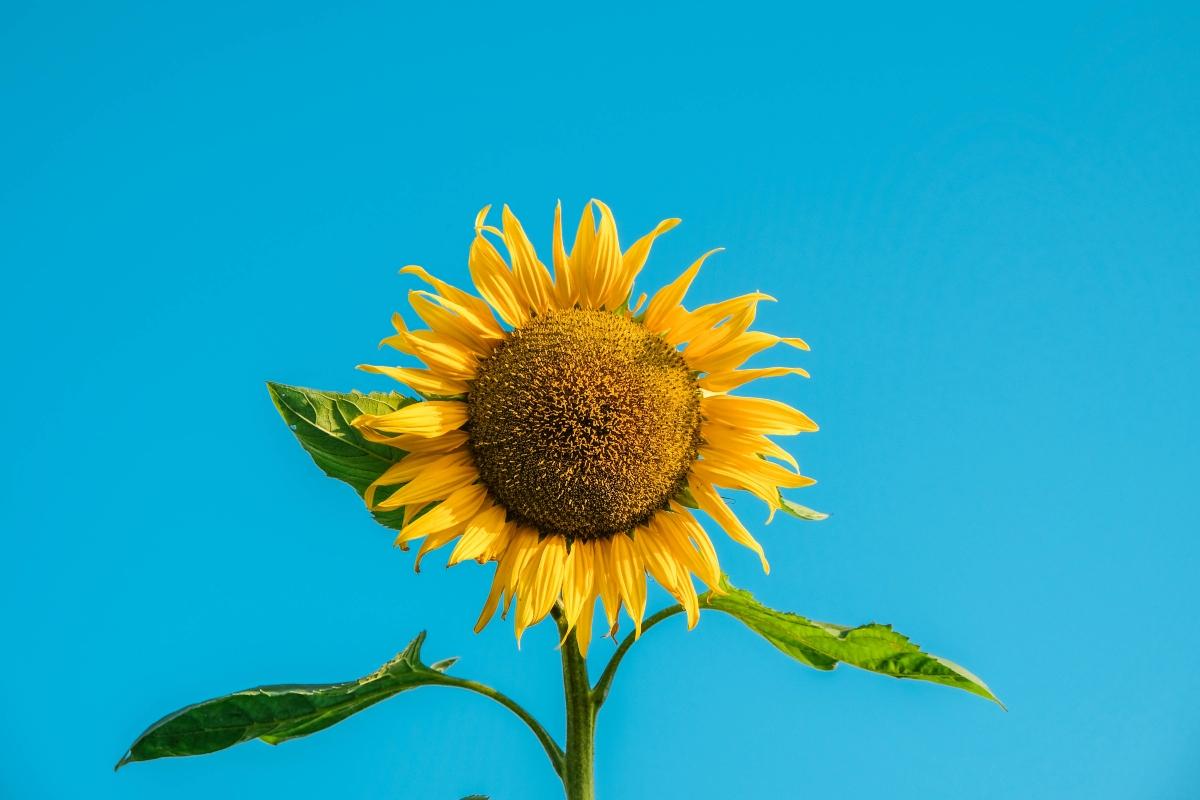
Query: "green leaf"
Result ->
[[116, 633, 459, 769], [703, 578, 1003, 707], [777, 494, 828, 521], [266, 381, 416, 529]]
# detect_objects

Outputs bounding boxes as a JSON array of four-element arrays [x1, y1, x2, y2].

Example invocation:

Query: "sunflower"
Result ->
[[351, 201, 817, 654]]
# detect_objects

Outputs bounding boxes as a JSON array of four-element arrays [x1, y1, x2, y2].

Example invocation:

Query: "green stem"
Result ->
[[439, 675, 565, 778], [554, 609, 595, 800], [590, 604, 684, 709], [549, 602, 687, 799]]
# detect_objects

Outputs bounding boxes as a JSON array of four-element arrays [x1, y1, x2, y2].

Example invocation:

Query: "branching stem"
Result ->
[[591, 604, 684, 709], [439, 675, 565, 778]]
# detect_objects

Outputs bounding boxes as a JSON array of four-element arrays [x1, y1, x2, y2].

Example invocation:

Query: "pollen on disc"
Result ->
[[467, 309, 701, 541]]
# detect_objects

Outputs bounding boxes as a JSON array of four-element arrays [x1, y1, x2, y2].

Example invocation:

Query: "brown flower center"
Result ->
[[467, 309, 701, 540]]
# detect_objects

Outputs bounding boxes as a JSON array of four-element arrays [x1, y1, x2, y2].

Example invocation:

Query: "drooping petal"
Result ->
[[591, 538, 622, 635], [362, 450, 454, 507], [514, 536, 567, 643], [607, 534, 647, 636], [700, 440, 815, 490], [413, 527, 468, 571], [474, 527, 534, 633], [636, 519, 700, 628], [630, 292, 648, 315], [499, 526, 542, 618], [397, 481, 489, 547], [688, 477, 770, 573], [374, 455, 478, 511], [691, 457, 814, 516], [448, 502, 510, 566], [573, 595, 598, 656], [561, 541, 594, 632], [665, 504, 723, 590]]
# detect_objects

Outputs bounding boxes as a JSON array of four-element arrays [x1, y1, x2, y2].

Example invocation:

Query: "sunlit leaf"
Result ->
[[267, 381, 414, 529], [703, 578, 1002, 707], [117, 633, 458, 769], [777, 493, 828, 521]]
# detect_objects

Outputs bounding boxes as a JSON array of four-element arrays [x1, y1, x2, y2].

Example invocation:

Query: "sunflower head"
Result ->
[[352, 201, 817, 653]]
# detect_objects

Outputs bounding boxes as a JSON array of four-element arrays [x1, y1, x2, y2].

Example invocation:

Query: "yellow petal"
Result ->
[[357, 364, 469, 397], [352, 400, 469, 439], [607, 534, 647, 636], [402, 502, 430, 532], [399, 265, 500, 335], [561, 541, 594, 631], [681, 302, 758, 359], [380, 329, 479, 379], [396, 482, 489, 546], [469, 231, 528, 327], [592, 539, 621, 634], [698, 367, 809, 393], [408, 291, 493, 355], [551, 201, 577, 308], [688, 477, 770, 573], [699, 440, 814, 489], [668, 292, 773, 348], [413, 527, 465, 571], [691, 457, 813, 514], [573, 595, 598, 656], [474, 526, 540, 632], [514, 536, 567, 643], [374, 457, 478, 511], [499, 527, 538, 613], [636, 522, 699, 628], [701, 394, 819, 435], [620, 217, 681, 295], [665, 505, 722, 589], [570, 202, 599, 307], [361, 450, 452, 507], [448, 502, 510, 566], [501, 204, 555, 314], [643, 248, 722, 332], [703, 422, 800, 471], [589, 200, 624, 309], [687, 331, 809, 374], [412, 289, 505, 344], [356, 428, 469, 454]]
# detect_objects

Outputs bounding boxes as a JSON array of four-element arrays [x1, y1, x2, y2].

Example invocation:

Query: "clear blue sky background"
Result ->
[[2, 3, 1197, 798]]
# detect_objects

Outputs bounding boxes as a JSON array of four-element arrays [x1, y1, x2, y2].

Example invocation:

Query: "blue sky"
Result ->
[[2, 3, 1197, 798]]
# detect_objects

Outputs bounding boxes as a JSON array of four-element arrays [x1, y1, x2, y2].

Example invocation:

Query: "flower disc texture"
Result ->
[[351, 201, 817, 653]]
